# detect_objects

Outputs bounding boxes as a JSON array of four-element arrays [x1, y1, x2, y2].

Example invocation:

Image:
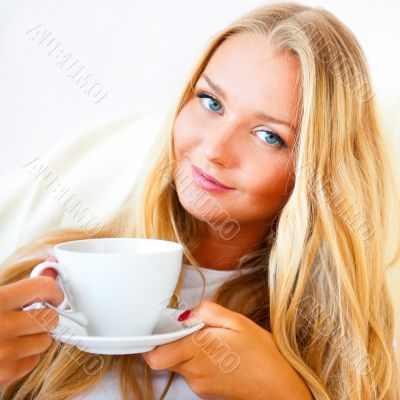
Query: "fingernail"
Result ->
[[46, 256, 57, 262], [178, 309, 192, 321]]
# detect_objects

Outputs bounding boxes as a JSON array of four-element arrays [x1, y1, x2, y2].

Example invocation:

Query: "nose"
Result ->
[[201, 122, 241, 167]]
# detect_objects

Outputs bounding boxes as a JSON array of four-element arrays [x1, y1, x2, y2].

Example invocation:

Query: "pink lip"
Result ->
[[191, 164, 235, 192]]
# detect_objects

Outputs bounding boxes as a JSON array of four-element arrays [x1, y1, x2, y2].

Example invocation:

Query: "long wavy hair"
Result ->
[[1, 2, 399, 399]]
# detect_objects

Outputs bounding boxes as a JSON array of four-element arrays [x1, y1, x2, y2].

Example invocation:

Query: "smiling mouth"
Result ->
[[191, 164, 235, 192]]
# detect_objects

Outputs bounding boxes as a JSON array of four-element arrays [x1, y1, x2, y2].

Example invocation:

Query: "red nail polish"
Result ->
[[178, 309, 192, 321]]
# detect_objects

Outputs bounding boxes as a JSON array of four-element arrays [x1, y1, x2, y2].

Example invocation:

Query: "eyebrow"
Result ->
[[199, 73, 295, 131]]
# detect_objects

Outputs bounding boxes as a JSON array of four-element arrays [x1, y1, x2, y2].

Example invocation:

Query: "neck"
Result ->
[[191, 220, 271, 271]]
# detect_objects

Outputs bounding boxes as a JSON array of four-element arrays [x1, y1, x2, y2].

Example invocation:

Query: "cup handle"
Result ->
[[26, 261, 89, 328]]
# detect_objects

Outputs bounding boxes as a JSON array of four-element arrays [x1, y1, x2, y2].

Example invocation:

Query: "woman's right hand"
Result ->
[[0, 265, 63, 388]]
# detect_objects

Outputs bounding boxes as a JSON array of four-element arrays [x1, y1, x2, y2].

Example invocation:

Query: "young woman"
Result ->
[[0, 2, 399, 399]]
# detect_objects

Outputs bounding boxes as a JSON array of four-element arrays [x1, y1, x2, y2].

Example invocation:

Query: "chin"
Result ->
[[177, 189, 239, 239]]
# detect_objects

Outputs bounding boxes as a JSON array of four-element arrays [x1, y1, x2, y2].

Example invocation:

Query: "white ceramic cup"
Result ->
[[29, 238, 183, 337]]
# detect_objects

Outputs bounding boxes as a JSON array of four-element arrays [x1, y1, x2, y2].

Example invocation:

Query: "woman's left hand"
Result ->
[[141, 300, 312, 400]]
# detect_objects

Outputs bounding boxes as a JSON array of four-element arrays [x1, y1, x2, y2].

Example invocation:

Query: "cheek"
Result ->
[[173, 102, 202, 161], [243, 159, 295, 209]]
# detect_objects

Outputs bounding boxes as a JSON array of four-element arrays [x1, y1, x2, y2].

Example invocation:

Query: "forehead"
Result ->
[[199, 33, 302, 129]]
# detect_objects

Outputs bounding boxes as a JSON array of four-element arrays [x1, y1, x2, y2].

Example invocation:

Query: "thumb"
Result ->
[[177, 300, 244, 332]]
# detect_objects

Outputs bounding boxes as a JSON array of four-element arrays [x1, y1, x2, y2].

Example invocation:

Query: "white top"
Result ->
[[71, 263, 262, 400]]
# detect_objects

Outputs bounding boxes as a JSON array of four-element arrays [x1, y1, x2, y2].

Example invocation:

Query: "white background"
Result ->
[[0, 0, 399, 177]]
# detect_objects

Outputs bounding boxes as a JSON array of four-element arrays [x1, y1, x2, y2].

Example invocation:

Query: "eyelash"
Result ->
[[195, 91, 287, 149]]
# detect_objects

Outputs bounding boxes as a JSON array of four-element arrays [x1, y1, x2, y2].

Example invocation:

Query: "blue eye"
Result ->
[[196, 92, 286, 149], [254, 130, 287, 149], [197, 92, 223, 112]]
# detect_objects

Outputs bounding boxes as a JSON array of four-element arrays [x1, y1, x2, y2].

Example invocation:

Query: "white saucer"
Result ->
[[50, 308, 205, 355]]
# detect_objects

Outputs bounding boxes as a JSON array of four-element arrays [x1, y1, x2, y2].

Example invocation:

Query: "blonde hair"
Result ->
[[1, 2, 399, 399]]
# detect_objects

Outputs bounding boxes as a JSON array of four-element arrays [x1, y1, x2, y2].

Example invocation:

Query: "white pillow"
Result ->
[[0, 106, 169, 264]]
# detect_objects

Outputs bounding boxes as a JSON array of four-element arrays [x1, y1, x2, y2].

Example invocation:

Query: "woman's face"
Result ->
[[173, 32, 301, 231]]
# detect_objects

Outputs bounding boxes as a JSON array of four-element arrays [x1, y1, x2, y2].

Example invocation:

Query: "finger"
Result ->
[[179, 300, 245, 332], [40, 268, 58, 279], [0, 354, 41, 387], [142, 335, 193, 370], [0, 309, 59, 338], [2, 333, 53, 360], [16, 333, 54, 360], [39, 257, 58, 279], [0, 277, 64, 311]]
